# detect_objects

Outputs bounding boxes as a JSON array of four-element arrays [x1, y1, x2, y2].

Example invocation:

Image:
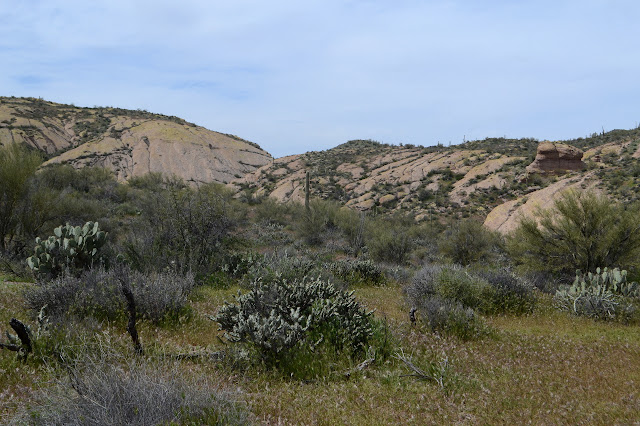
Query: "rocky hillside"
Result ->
[[234, 130, 640, 233], [0, 97, 272, 184]]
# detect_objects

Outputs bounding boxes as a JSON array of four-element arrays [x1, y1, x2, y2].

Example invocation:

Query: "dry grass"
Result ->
[[2, 276, 639, 425]]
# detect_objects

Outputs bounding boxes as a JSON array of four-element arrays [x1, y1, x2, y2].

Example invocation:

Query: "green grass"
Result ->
[[1, 279, 639, 424]]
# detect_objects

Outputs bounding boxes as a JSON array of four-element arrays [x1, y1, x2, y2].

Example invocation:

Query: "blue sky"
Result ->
[[1, 1, 639, 157]]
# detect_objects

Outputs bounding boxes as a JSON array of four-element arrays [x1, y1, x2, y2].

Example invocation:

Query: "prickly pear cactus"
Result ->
[[27, 221, 108, 277], [555, 267, 638, 320]]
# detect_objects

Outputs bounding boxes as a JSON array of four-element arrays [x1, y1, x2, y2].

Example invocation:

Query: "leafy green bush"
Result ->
[[366, 217, 413, 264], [554, 267, 638, 321], [440, 220, 501, 266], [0, 143, 42, 252], [508, 190, 640, 275], [215, 276, 373, 372], [407, 264, 534, 338], [238, 250, 322, 287], [27, 221, 107, 277], [473, 269, 536, 315]]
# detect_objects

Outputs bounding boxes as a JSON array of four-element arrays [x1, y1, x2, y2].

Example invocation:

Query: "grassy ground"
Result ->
[[1, 277, 639, 425]]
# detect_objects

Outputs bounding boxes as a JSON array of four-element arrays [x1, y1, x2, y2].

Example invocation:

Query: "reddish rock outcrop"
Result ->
[[526, 142, 585, 174]]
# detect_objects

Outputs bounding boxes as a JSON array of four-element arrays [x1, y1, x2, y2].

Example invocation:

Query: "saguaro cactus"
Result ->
[[305, 170, 310, 213]]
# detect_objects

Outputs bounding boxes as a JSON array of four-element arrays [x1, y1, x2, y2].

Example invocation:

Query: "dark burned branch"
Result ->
[[121, 284, 143, 355], [117, 266, 143, 355], [0, 342, 21, 351], [10, 318, 32, 353]]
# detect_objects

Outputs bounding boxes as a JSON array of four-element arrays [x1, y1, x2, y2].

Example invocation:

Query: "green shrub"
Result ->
[[417, 297, 487, 340], [124, 180, 235, 278], [27, 221, 107, 277], [440, 220, 501, 266], [294, 199, 341, 246], [508, 190, 640, 275], [215, 276, 373, 373], [367, 218, 413, 264], [0, 143, 42, 252], [407, 264, 534, 333], [328, 259, 385, 286], [473, 269, 536, 315]]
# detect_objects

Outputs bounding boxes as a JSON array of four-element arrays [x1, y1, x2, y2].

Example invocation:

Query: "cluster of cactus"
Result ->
[[554, 267, 638, 320], [27, 221, 107, 277], [214, 275, 373, 364], [572, 267, 639, 298]]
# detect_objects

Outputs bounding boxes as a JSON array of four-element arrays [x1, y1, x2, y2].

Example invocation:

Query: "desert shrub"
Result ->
[[508, 190, 640, 275], [409, 265, 490, 311], [367, 219, 413, 264], [328, 258, 385, 286], [294, 199, 341, 246], [418, 297, 487, 340], [244, 222, 294, 246], [124, 179, 235, 278], [333, 208, 367, 256], [472, 269, 536, 315], [254, 197, 291, 226], [239, 250, 323, 287], [20, 346, 249, 425], [24, 267, 195, 324], [215, 275, 373, 373], [0, 143, 42, 253], [27, 221, 108, 278], [440, 220, 502, 266], [554, 267, 638, 321]]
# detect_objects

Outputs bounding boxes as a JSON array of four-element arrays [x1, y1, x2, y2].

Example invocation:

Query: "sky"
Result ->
[[1, 0, 639, 158]]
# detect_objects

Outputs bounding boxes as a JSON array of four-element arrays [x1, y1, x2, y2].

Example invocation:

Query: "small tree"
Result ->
[[0, 143, 42, 252], [507, 190, 640, 275]]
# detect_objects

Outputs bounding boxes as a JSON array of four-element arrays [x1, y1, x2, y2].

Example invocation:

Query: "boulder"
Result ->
[[526, 142, 585, 174]]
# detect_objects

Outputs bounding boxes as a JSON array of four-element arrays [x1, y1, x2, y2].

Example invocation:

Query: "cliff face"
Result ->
[[0, 97, 272, 184]]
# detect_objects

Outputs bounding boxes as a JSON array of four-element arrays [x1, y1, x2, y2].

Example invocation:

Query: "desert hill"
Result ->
[[3, 97, 639, 233], [234, 130, 640, 233], [0, 97, 272, 184]]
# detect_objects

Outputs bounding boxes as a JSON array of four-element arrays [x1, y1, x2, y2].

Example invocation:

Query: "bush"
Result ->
[[124, 180, 236, 278], [20, 346, 249, 425], [508, 190, 640, 275], [473, 269, 536, 315], [440, 220, 501, 266], [294, 199, 341, 246], [418, 297, 487, 340], [215, 276, 373, 372], [367, 217, 413, 264], [407, 264, 534, 330], [328, 259, 385, 286], [0, 143, 42, 253], [24, 267, 196, 324], [237, 250, 334, 288]]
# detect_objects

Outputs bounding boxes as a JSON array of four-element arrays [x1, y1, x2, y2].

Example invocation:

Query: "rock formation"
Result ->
[[0, 97, 272, 184], [525, 142, 585, 174]]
